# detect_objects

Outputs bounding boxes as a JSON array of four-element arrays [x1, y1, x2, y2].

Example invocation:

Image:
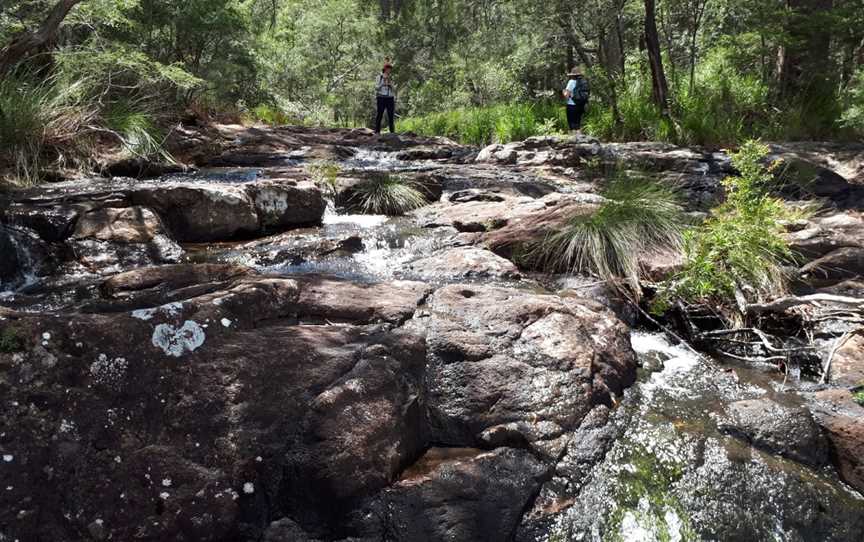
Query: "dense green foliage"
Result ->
[[527, 175, 685, 292], [659, 141, 806, 307], [1, 0, 862, 179], [0, 327, 23, 353]]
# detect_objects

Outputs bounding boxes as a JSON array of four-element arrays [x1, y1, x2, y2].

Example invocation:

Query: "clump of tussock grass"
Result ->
[[349, 173, 428, 215], [529, 174, 686, 293]]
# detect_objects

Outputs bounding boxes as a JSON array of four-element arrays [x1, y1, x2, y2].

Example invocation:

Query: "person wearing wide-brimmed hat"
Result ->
[[563, 66, 590, 135], [374, 59, 396, 134]]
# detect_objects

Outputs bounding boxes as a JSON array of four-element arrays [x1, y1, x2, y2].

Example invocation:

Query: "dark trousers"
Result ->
[[375, 96, 395, 133], [566, 102, 586, 130]]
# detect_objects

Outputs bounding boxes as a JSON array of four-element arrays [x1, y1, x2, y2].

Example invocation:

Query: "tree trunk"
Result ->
[[0, 0, 86, 74], [777, 0, 834, 99], [644, 0, 671, 114]]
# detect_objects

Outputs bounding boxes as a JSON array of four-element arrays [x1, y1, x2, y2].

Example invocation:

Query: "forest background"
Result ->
[[1, 0, 863, 182]]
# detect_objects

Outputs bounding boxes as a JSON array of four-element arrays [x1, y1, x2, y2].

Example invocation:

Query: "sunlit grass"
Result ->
[[527, 174, 685, 292], [348, 173, 428, 215]]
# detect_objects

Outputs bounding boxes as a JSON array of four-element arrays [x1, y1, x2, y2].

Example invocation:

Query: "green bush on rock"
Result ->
[[0, 327, 23, 353], [657, 140, 809, 309]]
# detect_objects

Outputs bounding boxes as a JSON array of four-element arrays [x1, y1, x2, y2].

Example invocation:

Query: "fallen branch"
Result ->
[[696, 327, 813, 354], [714, 350, 788, 363], [820, 331, 855, 385], [745, 294, 864, 315]]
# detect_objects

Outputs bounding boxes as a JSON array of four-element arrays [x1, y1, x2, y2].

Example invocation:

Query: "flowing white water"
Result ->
[[541, 331, 864, 541], [0, 225, 40, 293]]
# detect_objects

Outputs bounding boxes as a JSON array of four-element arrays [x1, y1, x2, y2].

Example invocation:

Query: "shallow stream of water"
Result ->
[[545, 332, 864, 541], [2, 153, 862, 541]]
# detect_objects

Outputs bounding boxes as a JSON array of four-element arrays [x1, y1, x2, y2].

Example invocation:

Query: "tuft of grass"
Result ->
[[348, 173, 428, 215], [307, 161, 341, 199], [854, 390, 864, 407], [103, 100, 172, 161], [0, 74, 95, 185], [0, 327, 23, 353], [659, 140, 810, 307], [529, 174, 685, 292]]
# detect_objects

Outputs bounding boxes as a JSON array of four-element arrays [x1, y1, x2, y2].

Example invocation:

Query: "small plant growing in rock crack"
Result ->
[[527, 173, 685, 295], [0, 327, 23, 353], [854, 389, 864, 407], [349, 173, 428, 215], [307, 161, 342, 199], [655, 140, 813, 309]]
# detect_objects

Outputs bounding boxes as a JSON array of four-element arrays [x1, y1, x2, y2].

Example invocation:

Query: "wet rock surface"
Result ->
[[1, 126, 863, 541], [718, 398, 829, 467]]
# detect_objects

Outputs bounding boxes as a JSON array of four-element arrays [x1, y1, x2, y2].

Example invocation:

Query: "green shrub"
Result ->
[[247, 104, 295, 126], [840, 69, 864, 135], [528, 174, 685, 291], [398, 102, 567, 145], [659, 140, 807, 306], [307, 161, 341, 199], [0, 74, 93, 184], [348, 173, 428, 215], [0, 327, 23, 353], [854, 389, 864, 407], [103, 100, 170, 160]]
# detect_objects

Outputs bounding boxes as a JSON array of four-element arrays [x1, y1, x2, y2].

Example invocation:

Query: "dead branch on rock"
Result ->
[[745, 294, 864, 316], [821, 331, 855, 385]]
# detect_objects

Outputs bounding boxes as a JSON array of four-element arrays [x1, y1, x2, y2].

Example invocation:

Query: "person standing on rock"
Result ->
[[375, 60, 397, 134], [563, 67, 590, 135]]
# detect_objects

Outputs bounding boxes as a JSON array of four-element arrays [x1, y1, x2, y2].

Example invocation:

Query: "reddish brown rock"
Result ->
[[829, 332, 864, 388], [403, 247, 521, 280], [419, 284, 636, 456], [811, 389, 864, 494]]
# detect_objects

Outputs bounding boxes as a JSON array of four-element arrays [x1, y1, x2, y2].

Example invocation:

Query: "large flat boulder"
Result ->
[[403, 247, 521, 281], [0, 277, 428, 541], [130, 181, 326, 242], [70, 206, 184, 273], [418, 284, 636, 457]]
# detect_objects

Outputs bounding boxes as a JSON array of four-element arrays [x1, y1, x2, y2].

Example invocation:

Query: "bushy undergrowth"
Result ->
[[657, 141, 808, 308], [527, 174, 685, 292], [398, 102, 567, 145], [103, 100, 171, 160], [399, 50, 860, 147], [0, 75, 96, 184], [0, 72, 173, 185], [348, 173, 427, 215], [0, 327, 23, 353]]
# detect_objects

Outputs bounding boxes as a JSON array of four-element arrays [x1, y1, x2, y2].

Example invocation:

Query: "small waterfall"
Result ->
[[0, 224, 40, 292]]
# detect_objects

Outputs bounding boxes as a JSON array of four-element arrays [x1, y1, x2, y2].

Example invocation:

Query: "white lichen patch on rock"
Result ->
[[151, 320, 206, 357], [132, 302, 184, 321], [243, 482, 255, 494], [221, 318, 232, 328], [89, 354, 128, 388], [2, 454, 13, 463]]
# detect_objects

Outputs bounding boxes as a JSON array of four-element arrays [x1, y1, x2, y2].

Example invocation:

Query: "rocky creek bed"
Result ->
[[1, 125, 863, 541]]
